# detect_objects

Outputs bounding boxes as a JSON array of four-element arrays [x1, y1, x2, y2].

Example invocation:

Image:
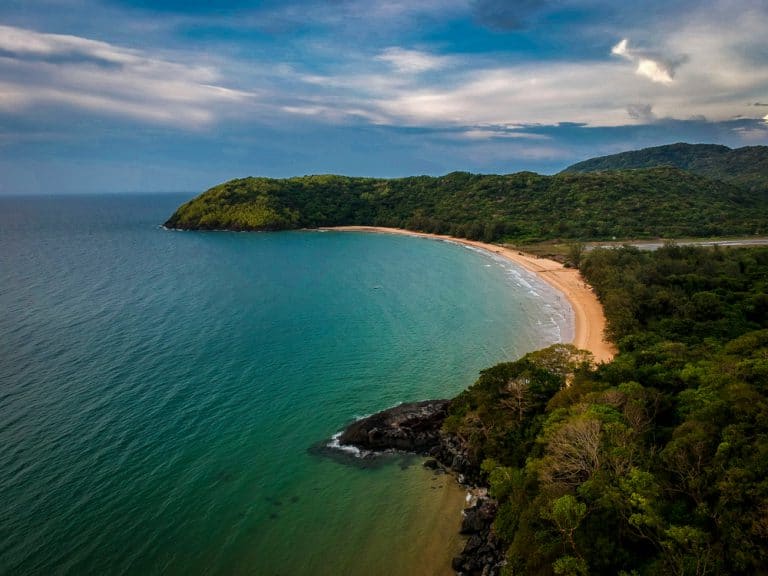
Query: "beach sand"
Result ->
[[325, 226, 616, 364]]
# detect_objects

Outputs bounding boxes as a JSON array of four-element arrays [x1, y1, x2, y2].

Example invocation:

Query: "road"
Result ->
[[586, 237, 768, 251]]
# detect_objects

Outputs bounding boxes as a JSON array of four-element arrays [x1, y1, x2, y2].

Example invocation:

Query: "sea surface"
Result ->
[[0, 194, 572, 575]]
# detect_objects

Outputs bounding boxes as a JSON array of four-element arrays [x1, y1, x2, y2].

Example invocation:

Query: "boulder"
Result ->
[[338, 400, 450, 453], [460, 498, 497, 534]]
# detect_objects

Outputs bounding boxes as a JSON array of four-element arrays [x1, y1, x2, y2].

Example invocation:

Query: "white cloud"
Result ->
[[0, 24, 136, 64], [375, 47, 451, 74], [610, 38, 629, 58], [461, 128, 550, 140], [368, 63, 639, 127], [636, 58, 673, 84], [0, 25, 254, 127], [220, 2, 768, 134], [4, 1, 768, 139], [611, 37, 676, 84], [281, 2, 768, 132], [626, 104, 654, 121]]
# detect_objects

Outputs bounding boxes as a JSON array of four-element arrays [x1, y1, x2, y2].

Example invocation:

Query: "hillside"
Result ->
[[563, 143, 768, 192], [446, 244, 768, 575], [165, 167, 768, 243]]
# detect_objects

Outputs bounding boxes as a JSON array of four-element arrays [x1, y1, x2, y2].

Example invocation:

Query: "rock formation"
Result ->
[[338, 400, 450, 452], [336, 400, 505, 575]]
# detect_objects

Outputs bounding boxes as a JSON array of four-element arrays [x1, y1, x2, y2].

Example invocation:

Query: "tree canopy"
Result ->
[[563, 142, 768, 194], [165, 167, 768, 243], [447, 245, 768, 575]]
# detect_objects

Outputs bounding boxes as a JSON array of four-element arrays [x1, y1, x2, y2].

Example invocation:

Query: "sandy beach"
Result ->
[[325, 226, 616, 364]]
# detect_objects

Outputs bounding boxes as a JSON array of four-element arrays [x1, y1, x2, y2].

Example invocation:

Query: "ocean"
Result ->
[[0, 193, 571, 575]]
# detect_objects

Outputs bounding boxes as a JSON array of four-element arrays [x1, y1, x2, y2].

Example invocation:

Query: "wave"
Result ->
[[327, 431, 366, 457]]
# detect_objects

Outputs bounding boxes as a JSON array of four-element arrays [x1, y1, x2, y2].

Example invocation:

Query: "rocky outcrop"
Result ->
[[453, 498, 504, 576], [429, 433, 481, 486], [336, 400, 505, 576], [338, 399, 450, 452]]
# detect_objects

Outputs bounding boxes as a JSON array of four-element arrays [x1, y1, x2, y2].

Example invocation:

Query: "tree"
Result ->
[[541, 494, 587, 558], [662, 525, 717, 576], [540, 416, 603, 490], [567, 241, 586, 269], [501, 376, 531, 424]]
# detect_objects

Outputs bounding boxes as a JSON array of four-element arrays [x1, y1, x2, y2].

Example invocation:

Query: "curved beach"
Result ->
[[325, 226, 616, 364]]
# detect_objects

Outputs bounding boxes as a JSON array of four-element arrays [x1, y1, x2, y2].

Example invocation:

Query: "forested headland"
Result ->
[[165, 144, 768, 244], [447, 244, 768, 575]]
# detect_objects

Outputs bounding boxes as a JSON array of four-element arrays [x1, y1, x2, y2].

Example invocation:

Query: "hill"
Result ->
[[563, 143, 768, 192], [165, 167, 768, 243]]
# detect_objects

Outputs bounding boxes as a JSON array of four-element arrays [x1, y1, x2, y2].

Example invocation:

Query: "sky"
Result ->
[[1, 0, 767, 194]]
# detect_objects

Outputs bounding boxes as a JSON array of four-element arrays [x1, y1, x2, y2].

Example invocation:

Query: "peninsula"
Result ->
[[164, 144, 768, 243]]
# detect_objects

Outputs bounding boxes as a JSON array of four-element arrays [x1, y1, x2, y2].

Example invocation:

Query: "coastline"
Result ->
[[323, 226, 616, 364]]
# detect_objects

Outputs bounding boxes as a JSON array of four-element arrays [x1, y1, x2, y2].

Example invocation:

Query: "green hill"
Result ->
[[563, 143, 768, 193], [165, 167, 768, 243]]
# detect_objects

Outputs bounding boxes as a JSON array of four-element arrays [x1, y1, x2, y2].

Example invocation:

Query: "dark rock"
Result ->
[[338, 400, 451, 453], [333, 398, 505, 575], [460, 498, 497, 534], [460, 511, 485, 535], [464, 534, 484, 554], [453, 497, 504, 575], [430, 433, 482, 485]]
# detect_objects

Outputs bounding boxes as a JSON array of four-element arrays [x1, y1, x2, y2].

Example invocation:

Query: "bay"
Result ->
[[0, 193, 570, 575]]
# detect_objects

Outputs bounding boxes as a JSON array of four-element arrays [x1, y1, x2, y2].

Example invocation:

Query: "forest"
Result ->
[[445, 245, 768, 575], [165, 166, 768, 243], [563, 143, 768, 193]]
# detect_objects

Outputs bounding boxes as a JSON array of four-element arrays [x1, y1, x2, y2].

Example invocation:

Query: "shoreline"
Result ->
[[322, 226, 616, 364]]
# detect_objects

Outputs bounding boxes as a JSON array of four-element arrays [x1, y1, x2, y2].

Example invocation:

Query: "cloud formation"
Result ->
[[626, 104, 654, 121], [375, 47, 452, 74], [611, 38, 679, 84], [1, 0, 767, 195], [0, 24, 253, 127]]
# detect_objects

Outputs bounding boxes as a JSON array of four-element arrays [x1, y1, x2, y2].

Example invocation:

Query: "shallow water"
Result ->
[[0, 193, 571, 575]]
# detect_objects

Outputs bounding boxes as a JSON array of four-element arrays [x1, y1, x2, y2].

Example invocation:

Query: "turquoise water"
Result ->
[[0, 194, 571, 575]]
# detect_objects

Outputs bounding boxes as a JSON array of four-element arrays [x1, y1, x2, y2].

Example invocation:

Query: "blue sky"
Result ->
[[1, 0, 767, 194]]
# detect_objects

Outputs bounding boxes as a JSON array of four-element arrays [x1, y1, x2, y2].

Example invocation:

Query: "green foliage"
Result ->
[[165, 166, 768, 241], [553, 555, 589, 576], [566, 242, 585, 269], [444, 344, 588, 467], [542, 495, 587, 550], [579, 245, 768, 350], [447, 246, 768, 575], [661, 525, 719, 576], [563, 142, 768, 194]]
